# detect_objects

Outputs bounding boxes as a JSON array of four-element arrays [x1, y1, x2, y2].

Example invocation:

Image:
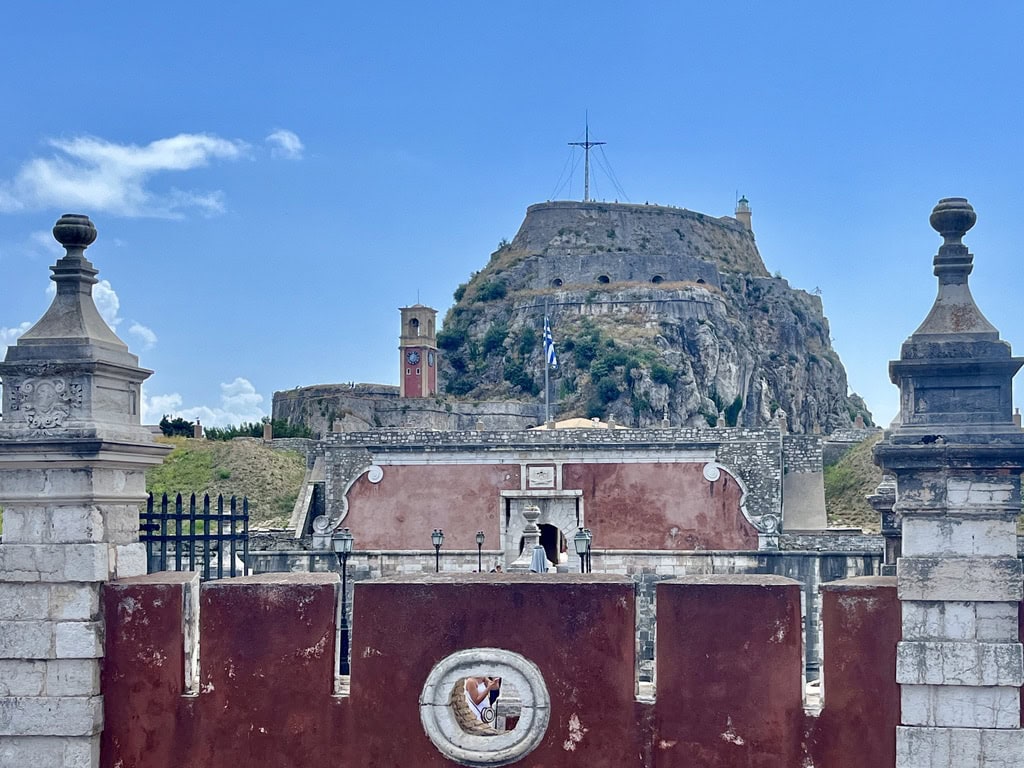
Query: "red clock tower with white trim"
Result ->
[[399, 305, 438, 398]]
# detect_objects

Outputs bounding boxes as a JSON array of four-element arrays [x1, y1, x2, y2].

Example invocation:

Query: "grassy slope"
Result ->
[[146, 437, 307, 528], [823, 434, 885, 532]]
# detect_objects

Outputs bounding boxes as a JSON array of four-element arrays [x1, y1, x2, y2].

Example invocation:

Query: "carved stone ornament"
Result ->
[[14, 377, 83, 430], [420, 648, 550, 766]]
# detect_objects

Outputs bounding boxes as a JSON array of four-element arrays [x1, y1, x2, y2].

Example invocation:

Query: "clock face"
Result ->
[[427, 351, 435, 366], [406, 350, 420, 364]]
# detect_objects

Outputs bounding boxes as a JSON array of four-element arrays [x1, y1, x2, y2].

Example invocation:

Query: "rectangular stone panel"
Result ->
[[0, 619, 54, 659], [0, 735, 99, 768], [897, 725, 1024, 768], [902, 517, 1019, 557], [0, 695, 103, 737], [896, 640, 1023, 686], [898, 557, 1023, 602], [901, 684, 1020, 729]]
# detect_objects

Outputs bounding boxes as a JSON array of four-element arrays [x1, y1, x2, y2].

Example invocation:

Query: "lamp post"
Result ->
[[431, 528, 445, 572], [332, 527, 354, 675], [583, 528, 593, 573], [574, 528, 589, 573], [475, 530, 485, 572]]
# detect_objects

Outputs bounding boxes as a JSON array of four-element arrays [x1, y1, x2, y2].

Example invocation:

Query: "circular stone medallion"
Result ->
[[419, 648, 550, 766]]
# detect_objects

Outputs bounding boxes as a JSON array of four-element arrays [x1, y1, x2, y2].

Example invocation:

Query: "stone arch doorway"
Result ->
[[502, 493, 581, 568], [517, 524, 568, 567]]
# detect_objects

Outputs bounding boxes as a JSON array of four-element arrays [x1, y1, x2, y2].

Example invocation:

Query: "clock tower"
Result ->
[[399, 304, 438, 398]]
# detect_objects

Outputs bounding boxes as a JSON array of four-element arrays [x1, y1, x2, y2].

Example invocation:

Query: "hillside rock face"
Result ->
[[438, 201, 870, 433]]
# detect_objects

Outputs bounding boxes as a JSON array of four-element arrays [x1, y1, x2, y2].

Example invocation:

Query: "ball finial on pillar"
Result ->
[[52, 213, 98, 254], [928, 197, 976, 246]]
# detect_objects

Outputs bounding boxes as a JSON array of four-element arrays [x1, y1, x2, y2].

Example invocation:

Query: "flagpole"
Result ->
[[544, 303, 550, 426]]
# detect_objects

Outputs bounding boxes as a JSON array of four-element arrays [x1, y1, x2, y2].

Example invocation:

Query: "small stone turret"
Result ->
[[735, 195, 752, 230]]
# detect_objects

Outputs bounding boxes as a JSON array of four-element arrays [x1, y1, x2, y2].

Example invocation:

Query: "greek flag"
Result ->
[[543, 317, 558, 369]]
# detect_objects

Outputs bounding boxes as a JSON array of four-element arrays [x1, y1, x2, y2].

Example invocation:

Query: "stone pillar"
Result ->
[[874, 199, 1024, 766], [0, 215, 170, 767], [867, 474, 899, 576], [508, 505, 541, 573], [262, 420, 273, 441]]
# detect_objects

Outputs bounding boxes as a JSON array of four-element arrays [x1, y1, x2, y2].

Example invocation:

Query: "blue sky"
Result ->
[[2, 2, 1023, 427]]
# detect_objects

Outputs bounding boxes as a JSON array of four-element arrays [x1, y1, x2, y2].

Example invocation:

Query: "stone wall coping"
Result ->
[[201, 572, 339, 587], [819, 576, 897, 592], [663, 574, 803, 587], [247, 547, 886, 558], [109, 571, 200, 587], [361, 573, 632, 585], [326, 426, 781, 449]]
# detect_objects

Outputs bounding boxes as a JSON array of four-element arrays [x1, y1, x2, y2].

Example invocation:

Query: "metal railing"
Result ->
[[139, 492, 250, 580]]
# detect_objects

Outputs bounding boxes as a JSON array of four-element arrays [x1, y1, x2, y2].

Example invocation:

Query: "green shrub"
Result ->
[[476, 280, 508, 301], [596, 376, 620, 404], [437, 327, 467, 351], [482, 323, 508, 355], [518, 327, 537, 357], [453, 283, 467, 302], [650, 361, 674, 386]]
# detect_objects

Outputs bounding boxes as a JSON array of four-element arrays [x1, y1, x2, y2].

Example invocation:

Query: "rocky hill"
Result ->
[[438, 201, 871, 432]]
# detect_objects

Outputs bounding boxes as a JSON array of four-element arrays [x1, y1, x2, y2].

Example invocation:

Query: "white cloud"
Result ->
[[1, 321, 32, 349], [128, 322, 157, 350], [143, 377, 267, 428], [266, 129, 304, 160], [0, 133, 249, 218]]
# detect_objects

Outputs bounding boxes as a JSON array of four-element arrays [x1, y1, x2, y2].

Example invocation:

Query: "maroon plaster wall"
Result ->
[[652, 575, 805, 767], [102, 572, 347, 768], [806, 576, 900, 768], [345, 463, 520, 549], [102, 572, 920, 768], [350, 574, 643, 767], [563, 462, 757, 550]]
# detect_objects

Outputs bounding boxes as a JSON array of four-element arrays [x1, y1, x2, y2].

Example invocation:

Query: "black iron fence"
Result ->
[[139, 492, 250, 580]]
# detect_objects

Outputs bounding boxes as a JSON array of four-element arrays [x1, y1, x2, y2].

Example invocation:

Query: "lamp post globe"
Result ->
[[475, 530, 485, 571], [574, 528, 589, 573], [332, 527, 355, 675], [431, 528, 444, 572]]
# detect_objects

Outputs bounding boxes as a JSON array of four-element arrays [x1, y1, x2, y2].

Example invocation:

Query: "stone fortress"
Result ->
[[1, 199, 1022, 767], [261, 198, 885, 685]]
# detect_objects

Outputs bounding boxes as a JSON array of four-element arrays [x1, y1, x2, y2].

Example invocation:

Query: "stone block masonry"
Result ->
[[0, 215, 170, 768], [875, 198, 1024, 766]]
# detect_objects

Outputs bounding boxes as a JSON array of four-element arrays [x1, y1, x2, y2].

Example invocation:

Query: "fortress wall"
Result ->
[[510, 201, 768, 277], [99, 572, 911, 768]]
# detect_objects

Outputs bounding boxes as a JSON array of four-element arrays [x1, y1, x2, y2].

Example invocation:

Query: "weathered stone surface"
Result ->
[[902, 517, 1020, 557], [0, 735, 98, 768], [0, 695, 103, 736], [902, 601, 1020, 642], [0, 620, 54, 658], [897, 726, 1024, 768], [54, 622, 103, 659], [902, 684, 1021, 729], [896, 640, 1023, 686], [897, 557, 1023, 602], [0, 660, 47, 696]]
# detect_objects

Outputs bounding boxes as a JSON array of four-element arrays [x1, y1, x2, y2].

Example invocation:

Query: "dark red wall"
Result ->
[[345, 463, 521, 549], [102, 572, 961, 768], [806, 577, 901, 768], [563, 462, 756, 550], [654, 575, 805, 767], [350, 574, 642, 766]]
